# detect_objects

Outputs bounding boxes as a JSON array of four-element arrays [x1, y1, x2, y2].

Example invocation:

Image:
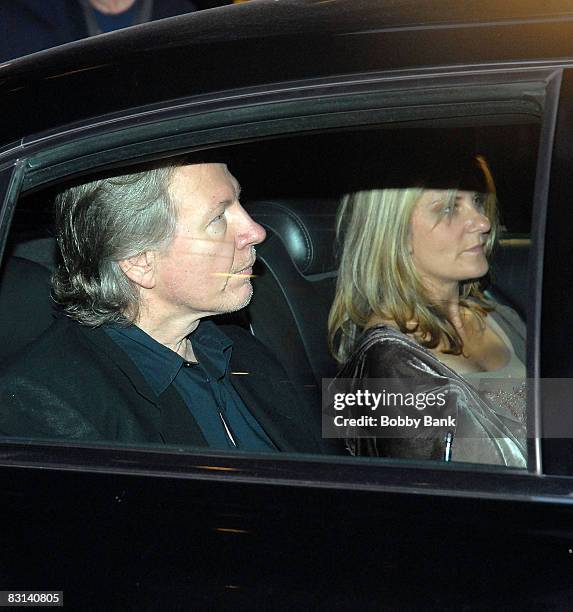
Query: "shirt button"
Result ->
[[183, 362, 192, 368]]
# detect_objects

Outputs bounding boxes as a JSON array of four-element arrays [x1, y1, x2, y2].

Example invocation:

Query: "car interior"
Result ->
[[0, 121, 538, 451]]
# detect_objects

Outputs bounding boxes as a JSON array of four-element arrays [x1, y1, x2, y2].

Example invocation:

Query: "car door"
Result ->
[[1, 36, 573, 612]]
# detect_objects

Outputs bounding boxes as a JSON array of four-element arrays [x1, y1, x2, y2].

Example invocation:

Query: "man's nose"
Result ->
[[236, 206, 266, 248]]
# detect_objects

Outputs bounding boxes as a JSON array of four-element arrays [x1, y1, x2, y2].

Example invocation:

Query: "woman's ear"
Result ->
[[118, 252, 156, 289]]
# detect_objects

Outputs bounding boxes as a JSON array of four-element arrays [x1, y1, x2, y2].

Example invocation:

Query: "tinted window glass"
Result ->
[[0, 120, 539, 470]]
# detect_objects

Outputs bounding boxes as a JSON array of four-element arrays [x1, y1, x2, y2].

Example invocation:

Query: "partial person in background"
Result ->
[[0, 0, 197, 63], [328, 155, 526, 467]]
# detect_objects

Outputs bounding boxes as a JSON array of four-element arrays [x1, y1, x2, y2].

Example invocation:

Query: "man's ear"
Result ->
[[119, 252, 156, 289]]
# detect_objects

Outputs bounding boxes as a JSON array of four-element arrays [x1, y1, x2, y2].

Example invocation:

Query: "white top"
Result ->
[[463, 315, 526, 424]]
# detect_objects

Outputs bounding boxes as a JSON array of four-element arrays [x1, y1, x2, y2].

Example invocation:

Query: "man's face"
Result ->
[[151, 163, 266, 319]]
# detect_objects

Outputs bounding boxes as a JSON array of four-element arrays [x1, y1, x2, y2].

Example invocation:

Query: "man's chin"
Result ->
[[218, 285, 254, 315]]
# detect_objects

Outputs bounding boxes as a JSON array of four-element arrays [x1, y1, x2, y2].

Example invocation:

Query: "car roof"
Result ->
[[2, 0, 573, 145]]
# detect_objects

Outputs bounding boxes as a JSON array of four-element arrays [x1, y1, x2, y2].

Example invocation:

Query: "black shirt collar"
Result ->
[[104, 320, 233, 396]]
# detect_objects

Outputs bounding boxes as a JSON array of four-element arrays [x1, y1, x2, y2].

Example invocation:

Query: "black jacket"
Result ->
[[336, 314, 526, 467], [0, 317, 324, 453]]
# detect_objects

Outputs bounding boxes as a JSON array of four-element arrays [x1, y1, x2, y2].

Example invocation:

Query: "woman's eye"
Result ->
[[473, 193, 486, 209], [442, 202, 457, 215]]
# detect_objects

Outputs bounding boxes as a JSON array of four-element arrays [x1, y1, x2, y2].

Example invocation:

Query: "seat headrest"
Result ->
[[246, 199, 338, 275], [0, 257, 55, 361]]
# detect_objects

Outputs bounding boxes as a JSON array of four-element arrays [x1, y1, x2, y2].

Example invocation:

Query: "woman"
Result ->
[[328, 156, 526, 467]]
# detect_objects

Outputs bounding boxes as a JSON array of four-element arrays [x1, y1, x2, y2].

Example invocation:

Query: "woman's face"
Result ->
[[409, 189, 491, 295]]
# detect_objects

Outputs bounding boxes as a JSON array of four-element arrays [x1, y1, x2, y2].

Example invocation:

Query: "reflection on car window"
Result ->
[[0, 122, 539, 469]]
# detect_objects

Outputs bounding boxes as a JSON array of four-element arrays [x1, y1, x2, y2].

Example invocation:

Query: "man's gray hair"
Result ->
[[52, 163, 181, 326]]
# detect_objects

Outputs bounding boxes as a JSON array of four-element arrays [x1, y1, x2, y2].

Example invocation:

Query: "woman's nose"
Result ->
[[476, 212, 491, 233], [466, 204, 490, 233]]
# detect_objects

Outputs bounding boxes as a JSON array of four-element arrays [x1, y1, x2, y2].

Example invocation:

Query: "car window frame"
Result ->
[[0, 64, 565, 499]]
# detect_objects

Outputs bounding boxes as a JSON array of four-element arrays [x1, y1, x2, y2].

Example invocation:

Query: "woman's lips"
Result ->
[[463, 244, 484, 254]]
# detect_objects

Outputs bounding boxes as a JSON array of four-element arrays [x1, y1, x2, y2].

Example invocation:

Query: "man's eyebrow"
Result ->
[[217, 184, 241, 205], [205, 187, 241, 216]]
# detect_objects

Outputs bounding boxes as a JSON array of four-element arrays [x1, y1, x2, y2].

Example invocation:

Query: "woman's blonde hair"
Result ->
[[328, 155, 499, 363]]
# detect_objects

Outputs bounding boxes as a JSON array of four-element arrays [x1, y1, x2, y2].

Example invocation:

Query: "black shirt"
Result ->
[[104, 321, 276, 451]]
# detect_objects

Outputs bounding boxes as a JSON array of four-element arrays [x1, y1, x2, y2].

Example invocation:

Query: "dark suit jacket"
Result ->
[[0, 0, 197, 62], [0, 317, 324, 453]]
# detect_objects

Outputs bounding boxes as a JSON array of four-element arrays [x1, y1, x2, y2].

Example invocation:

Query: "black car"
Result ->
[[1, 0, 573, 609]]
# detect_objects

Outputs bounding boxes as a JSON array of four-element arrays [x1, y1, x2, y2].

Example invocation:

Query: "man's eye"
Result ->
[[212, 213, 225, 224]]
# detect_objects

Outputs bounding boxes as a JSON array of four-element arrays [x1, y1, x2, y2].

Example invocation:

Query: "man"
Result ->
[[0, 161, 324, 453], [0, 0, 197, 63]]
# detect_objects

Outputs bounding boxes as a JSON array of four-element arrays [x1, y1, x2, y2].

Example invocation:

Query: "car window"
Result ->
[[0, 110, 541, 473]]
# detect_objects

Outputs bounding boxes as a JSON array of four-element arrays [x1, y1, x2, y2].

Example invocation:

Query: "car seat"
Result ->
[[0, 256, 55, 362], [245, 199, 340, 393]]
